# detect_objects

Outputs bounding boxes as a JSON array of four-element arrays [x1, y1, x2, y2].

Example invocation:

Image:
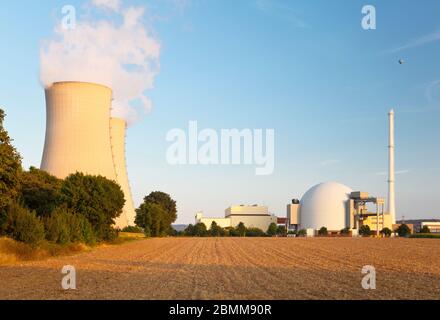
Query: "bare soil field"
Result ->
[[0, 237, 439, 300]]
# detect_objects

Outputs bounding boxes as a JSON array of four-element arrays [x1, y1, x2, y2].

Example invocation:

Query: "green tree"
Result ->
[[142, 191, 177, 235], [193, 223, 207, 237], [297, 229, 307, 237], [318, 227, 328, 236], [277, 225, 287, 236], [380, 227, 392, 238], [210, 221, 224, 237], [19, 167, 62, 217], [184, 224, 195, 236], [420, 226, 431, 234], [246, 227, 265, 237], [267, 222, 277, 237], [60, 173, 125, 241], [0, 109, 22, 218], [237, 222, 246, 237], [5, 202, 45, 246], [395, 224, 411, 237], [135, 202, 167, 237], [359, 225, 371, 237]]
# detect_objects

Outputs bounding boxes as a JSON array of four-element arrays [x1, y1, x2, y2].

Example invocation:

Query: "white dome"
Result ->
[[300, 182, 352, 231]]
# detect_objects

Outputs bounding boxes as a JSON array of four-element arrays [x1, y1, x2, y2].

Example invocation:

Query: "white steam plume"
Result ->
[[40, 1, 161, 124]]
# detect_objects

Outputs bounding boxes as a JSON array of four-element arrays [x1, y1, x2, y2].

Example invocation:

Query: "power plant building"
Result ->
[[196, 205, 278, 231], [41, 82, 136, 229]]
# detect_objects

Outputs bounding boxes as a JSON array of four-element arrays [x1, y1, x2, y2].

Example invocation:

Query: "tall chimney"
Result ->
[[388, 109, 396, 224]]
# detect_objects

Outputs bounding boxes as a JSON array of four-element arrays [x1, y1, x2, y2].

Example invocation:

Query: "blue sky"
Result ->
[[1, 0, 439, 223]]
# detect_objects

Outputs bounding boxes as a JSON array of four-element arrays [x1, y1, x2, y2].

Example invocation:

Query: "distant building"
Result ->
[[195, 205, 278, 232], [421, 222, 440, 234]]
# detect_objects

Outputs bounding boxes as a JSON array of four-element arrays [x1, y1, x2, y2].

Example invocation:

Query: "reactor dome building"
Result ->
[[41, 81, 136, 229], [299, 182, 352, 231]]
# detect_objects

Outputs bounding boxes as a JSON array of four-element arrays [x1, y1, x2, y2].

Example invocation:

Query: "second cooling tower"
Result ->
[[110, 118, 136, 227], [41, 81, 135, 229]]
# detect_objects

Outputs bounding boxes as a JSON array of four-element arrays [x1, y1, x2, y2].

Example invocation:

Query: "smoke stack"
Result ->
[[388, 109, 396, 224], [110, 118, 136, 227]]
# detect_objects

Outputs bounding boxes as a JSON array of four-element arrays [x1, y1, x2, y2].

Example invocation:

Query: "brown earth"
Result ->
[[0, 237, 439, 300]]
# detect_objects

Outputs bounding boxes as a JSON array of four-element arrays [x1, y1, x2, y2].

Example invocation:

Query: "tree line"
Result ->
[[0, 108, 177, 246], [172, 221, 287, 237]]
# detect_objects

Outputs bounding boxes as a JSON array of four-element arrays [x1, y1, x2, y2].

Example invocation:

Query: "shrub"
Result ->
[[277, 225, 286, 236], [395, 224, 411, 237], [45, 207, 96, 245], [297, 229, 307, 237], [318, 227, 328, 236], [340, 227, 350, 235], [266, 223, 277, 236], [6, 203, 45, 246], [210, 221, 224, 237], [380, 227, 392, 237], [419, 226, 431, 234], [410, 233, 440, 239], [122, 226, 144, 234], [225, 227, 239, 237], [246, 227, 266, 237], [19, 167, 62, 217], [60, 173, 125, 241], [193, 223, 208, 237], [359, 225, 371, 237], [237, 222, 246, 237], [184, 224, 195, 236]]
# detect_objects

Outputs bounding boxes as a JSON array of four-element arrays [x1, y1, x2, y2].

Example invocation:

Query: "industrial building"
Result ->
[[196, 205, 278, 231], [287, 182, 393, 235], [286, 110, 397, 236], [41, 81, 136, 228]]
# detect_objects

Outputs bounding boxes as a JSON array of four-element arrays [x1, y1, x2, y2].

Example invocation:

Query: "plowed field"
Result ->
[[1, 237, 439, 300]]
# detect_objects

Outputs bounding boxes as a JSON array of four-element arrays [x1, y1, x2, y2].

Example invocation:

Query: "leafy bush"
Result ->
[[359, 225, 371, 237], [236, 222, 246, 237], [60, 173, 125, 241], [419, 226, 431, 234], [19, 167, 62, 217], [193, 223, 208, 237], [277, 225, 286, 236], [266, 223, 277, 236], [409, 233, 440, 239], [246, 227, 266, 237], [395, 224, 411, 237], [318, 227, 328, 236], [224, 227, 239, 237], [122, 226, 144, 233], [210, 221, 224, 237], [6, 202, 45, 246], [45, 207, 96, 245], [340, 227, 350, 235], [297, 229, 307, 237], [380, 227, 392, 237]]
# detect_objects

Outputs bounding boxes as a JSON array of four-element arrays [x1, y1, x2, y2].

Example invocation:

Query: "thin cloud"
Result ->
[[376, 169, 411, 176], [255, 0, 308, 28], [319, 159, 340, 167], [386, 30, 440, 53]]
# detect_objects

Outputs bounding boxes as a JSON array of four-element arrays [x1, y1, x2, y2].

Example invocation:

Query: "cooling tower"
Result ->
[[41, 82, 116, 180], [41, 82, 132, 229], [110, 118, 136, 227]]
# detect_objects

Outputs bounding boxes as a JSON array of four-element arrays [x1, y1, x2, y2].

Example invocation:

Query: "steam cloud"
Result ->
[[40, 0, 161, 124]]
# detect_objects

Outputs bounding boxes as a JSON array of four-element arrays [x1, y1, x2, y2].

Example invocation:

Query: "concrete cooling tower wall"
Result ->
[[110, 118, 136, 227], [41, 81, 135, 229], [41, 82, 116, 180]]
